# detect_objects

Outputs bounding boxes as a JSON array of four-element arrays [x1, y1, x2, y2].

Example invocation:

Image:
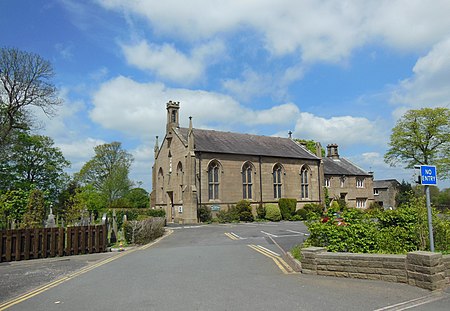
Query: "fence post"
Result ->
[[5, 230, 12, 262], [58, 227, 64, 257], [24, 229, 30, 260], [0, 230, 3, 263], [14, 229, 21, 261]]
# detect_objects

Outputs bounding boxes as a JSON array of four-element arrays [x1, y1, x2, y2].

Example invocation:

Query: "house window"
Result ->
[[324, 178, 330, 188], [208, 162, 220, 200], [300, 167, 309, 199], [340, 177, 345, 188], [356, 178, 364, 188], [356, 198, 366, 209], [374, 189, 379, 196], [242, 163, 253, 199], [273, 164, 282, 199]]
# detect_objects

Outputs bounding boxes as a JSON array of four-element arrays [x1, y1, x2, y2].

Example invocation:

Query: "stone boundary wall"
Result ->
[[444, 255, 450, 284], [301, 247, 448, 291]]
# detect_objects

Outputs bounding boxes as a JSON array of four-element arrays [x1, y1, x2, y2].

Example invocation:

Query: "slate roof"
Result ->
[[323, 156, 371, 176], [373, 179, 400, 189], [178, 127, 319, 160]]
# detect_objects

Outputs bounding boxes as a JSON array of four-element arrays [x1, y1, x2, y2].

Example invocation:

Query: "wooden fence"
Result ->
[[0, 224, 107, 263]]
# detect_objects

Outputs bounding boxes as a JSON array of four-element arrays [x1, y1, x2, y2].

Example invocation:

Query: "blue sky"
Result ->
[[2, 0, 450, 191]]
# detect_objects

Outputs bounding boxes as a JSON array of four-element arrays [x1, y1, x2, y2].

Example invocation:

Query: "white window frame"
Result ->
[[356, 198, 366, 209], [356, 178, 364, 188], [324, 178, 330, 188]]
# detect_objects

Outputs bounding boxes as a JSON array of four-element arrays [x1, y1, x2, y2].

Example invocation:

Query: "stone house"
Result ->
[[373, 179, 401, 209], [151, 101, 323, 223], [323, 144, 374, 208]]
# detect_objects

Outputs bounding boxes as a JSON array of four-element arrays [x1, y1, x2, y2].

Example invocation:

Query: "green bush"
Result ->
[[278, 198, 297, 220], [304, 193, 450, 254], [303, 203, 324, 220], [256, 204, 266, 220], [265, 204, 281, 221], [235, 200, 254, 222], [108, 208, 166, 229], [197, 205, 212, 223], [290, 214, 304, 221], [217, 206, 240, 223], [294, 208, 308, 220]]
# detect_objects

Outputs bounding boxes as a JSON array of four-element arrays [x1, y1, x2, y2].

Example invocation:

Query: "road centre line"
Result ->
[[0, 230, 173, 311]]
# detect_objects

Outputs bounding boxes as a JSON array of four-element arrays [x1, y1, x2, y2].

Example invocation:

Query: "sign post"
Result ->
[[417, 165, 437, 252]]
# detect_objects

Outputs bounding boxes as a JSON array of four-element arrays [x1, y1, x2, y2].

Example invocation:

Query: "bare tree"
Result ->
[[0, 47, 61, 148]]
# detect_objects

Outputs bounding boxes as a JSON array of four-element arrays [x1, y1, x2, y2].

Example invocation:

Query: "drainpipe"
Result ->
[[259, 155, 263, 205], [198, 152, 202, 208]]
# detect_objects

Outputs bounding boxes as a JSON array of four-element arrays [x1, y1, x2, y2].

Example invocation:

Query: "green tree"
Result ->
[[294, 138, 325, 156], [0, 132, 70, 200], [0, 47, 61, 149], [384, 107, 450, 180], [21, 189, 46, 228], [124, 188, 150, 209], [0, 188, 29, 228], [76, 142, 134, 206]]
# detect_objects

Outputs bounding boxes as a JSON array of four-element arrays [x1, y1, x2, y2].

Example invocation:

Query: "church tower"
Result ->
[[166, 101, 180, 133]]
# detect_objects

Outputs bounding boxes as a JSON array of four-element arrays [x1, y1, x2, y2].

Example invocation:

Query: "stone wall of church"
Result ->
[[197, 152, 322, 211]]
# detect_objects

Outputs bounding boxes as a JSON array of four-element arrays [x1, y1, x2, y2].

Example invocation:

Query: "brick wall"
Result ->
[[301, 247, 448, 291]]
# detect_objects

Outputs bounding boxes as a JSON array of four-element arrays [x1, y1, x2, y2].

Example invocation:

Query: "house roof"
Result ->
[[178, 127, 319, 160], [323, 156, 371, 177], [373, 179, 400, 189]]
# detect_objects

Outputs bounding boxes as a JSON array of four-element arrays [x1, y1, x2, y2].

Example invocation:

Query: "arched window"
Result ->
[[273, 164, 282, 199], [242, 162, 253, 199], [208, 161, 220, 200], [300, 166, 309, 199], [177, 162, 183, 202], [157, 168, 164, 202]]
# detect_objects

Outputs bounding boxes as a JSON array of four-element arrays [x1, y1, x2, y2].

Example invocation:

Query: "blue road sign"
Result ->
[[420, 165, 437, 185]]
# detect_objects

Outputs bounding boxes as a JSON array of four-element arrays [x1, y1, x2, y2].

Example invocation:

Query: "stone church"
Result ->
[[151, 101, 373, 224]]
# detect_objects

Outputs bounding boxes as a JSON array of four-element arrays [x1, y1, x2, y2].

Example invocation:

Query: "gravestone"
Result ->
[[46, 207, 56, 228]]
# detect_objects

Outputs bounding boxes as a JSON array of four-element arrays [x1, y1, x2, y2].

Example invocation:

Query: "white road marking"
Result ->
[[261, 230, 278, 238], [373, 292, 447, 311]]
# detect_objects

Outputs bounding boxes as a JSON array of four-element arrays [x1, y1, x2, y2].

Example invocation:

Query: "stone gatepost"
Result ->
[[301, 247, 326, 274], [406, 251, 446, 291]]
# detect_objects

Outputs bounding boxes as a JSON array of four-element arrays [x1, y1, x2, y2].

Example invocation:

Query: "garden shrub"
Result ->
[[197, 205, 212, 223], [304, 192, 450, 254], [303, 203, 324, 220], [235, 200, 254, 222], [109, 208, 166, 229], [290, 214, 304, 221], [256, 204, 266, 220], [294, 208, 308, 220], [278, 198, 297, 220], [123, 217, 165, 245], [217, 206, 240, 223], [265, 204, 281, 221]]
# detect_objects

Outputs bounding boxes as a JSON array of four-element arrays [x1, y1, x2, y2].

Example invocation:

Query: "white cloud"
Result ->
[[390, 37, 450, 117], [97, 0, 450, 64], [90, 76, 301, 140], [121, 40, 225, 83], [57, 137, 106, 172], [293, 112, 385, 147]]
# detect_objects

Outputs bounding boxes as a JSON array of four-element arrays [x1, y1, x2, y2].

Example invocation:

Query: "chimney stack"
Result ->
[[327, 144, 339, 159]]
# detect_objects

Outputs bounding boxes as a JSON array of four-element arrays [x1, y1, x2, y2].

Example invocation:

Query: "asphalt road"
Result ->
[[1, 221, 449, 310]]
